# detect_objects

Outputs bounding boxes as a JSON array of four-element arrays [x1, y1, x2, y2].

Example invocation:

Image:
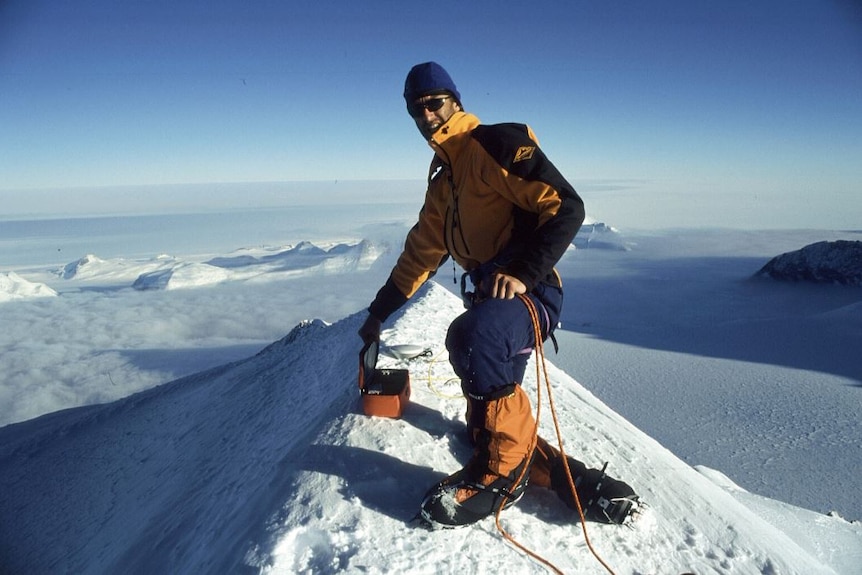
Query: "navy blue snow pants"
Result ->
[[445, 282, 563, 400]]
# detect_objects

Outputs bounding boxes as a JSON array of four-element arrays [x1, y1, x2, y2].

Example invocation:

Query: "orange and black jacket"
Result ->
[[369, 112, 585, 322]]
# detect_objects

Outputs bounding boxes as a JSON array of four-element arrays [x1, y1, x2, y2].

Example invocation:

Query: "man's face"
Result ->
[[408, 94, 460, 140]]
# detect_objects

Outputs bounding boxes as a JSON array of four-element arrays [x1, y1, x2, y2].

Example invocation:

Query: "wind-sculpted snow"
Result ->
[[1, 283, 858, 574]]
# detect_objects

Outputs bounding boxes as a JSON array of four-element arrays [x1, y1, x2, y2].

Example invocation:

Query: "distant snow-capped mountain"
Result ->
[[573, 222, 629, 251], [0, 271, 57, 302], [756, 240, 862, 285]]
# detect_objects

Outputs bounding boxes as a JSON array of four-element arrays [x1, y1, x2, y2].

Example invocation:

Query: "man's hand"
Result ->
[[489, 273, 527, 299], [358, 314, 382, 344]]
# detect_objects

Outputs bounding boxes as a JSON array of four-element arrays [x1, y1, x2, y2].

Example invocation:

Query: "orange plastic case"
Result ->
[[358, 341, 411, 418]]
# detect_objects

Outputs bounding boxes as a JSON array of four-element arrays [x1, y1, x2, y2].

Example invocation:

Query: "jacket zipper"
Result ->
[[432, 137, 471, 262], [446, 166, 471, 259]]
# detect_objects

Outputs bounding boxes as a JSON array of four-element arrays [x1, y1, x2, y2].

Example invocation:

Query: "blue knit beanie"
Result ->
[[403, 62, 461, 105]]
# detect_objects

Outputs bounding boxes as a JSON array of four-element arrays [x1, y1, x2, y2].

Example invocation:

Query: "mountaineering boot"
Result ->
[[420, 385, 536, 528], [532, 436, 640, 524]]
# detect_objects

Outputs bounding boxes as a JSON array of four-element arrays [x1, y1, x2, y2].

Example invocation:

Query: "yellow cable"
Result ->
[[426, 348, 463, 399]]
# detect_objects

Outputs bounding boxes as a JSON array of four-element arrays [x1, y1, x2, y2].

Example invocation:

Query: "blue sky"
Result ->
[[1, 1, 860, 227]]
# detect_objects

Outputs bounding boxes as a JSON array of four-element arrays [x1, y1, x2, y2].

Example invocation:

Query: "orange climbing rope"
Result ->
[[491, 294, 617, 575]]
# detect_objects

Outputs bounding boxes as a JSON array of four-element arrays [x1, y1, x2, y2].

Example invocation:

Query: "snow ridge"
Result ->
[[0, 283, 858, 574]]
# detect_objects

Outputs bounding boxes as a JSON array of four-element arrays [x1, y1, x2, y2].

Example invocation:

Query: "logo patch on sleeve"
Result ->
[[514, 146, 535, 163]]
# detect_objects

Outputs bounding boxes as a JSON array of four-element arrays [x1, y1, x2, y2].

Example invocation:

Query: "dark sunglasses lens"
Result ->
[[408, 98, 446, 117], [426, 98, 446, 112]]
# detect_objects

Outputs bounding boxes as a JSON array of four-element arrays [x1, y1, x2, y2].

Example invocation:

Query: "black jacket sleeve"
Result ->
[[472, 123, 585, 289], [368, 276, 409, 322]]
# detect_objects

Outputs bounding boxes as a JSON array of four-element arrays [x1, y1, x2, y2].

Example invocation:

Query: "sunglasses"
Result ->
[[407, 97, 449, 118]]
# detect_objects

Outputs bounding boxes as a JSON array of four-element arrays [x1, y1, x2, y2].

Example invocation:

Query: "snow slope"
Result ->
[[1, 283, 858, 575], [0, 271, 57, 302]]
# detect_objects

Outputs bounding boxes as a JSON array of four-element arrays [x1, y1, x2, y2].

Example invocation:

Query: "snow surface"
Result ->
[[1, 282, 859, 574], [0, 271, 57, 302], [1, 215, 861, 574]]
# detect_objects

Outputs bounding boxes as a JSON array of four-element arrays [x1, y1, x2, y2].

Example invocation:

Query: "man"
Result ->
[[359, 62, 637, 528]]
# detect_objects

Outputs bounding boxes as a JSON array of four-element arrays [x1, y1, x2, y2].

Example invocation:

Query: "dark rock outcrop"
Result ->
[[756, 240, 862, 286]]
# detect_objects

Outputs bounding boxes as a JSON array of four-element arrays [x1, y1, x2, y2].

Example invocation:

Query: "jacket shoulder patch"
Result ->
[[472, 123, 579, 200], [514, 146, 535, 163], [472, 123, 535, 172]]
